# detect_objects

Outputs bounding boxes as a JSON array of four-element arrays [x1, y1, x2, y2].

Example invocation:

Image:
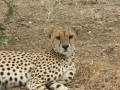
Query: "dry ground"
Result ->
[[0, 0, 120, 90]]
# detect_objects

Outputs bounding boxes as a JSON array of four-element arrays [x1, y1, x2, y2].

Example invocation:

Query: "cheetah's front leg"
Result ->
[[58, 69, 76, 84], [57, 63, 76, 84], [46, 81, 70, 90], [46, 68, 76, 90]]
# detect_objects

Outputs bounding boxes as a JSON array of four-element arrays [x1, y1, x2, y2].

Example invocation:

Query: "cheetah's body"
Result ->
[[0, 26, 80, 90], [0, 50, 75, 90]]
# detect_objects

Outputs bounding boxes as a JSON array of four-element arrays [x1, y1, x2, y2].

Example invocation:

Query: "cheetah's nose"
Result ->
[[62, 45, 69, 51]]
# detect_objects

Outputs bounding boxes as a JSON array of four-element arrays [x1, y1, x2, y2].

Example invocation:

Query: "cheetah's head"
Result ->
[[44, 26, 80, 56]]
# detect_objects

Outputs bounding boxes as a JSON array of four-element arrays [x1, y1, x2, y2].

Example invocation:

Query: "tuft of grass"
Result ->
[[0, 23, 7, 46], [0, 0, 17, 47], [2, 0, 16, 22], [0, 23, 17, 46]]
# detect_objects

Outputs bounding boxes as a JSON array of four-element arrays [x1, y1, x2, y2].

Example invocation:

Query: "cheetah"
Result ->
[[0, 26, 80, 90]]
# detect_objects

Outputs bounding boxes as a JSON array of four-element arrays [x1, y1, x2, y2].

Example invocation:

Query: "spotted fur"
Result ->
[[0, 26, 80, 90]]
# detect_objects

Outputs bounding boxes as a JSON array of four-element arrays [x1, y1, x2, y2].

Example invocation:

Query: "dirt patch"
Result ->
[[0, 0, 120, 90]]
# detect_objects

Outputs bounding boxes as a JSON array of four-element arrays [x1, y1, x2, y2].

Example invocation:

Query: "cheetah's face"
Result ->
[[44, 26, 80, 55]]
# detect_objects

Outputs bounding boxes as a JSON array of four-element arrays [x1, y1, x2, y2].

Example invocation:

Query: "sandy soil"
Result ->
[[0, 0, 120, 90]]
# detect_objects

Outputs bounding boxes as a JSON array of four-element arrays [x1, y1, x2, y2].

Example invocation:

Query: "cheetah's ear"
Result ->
[[73, 26, 82, 36], [44, 28, 52, 39]]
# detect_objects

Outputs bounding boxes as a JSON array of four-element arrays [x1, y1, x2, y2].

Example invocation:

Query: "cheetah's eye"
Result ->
[[69, 35, 73, 39], [56, 36, 60, 40]]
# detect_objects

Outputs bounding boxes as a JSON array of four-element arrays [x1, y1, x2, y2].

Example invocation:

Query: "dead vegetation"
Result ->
[[0, 0, 120, 90]]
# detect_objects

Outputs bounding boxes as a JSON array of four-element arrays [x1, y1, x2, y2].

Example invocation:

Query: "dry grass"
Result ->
[[0, 0, 120, 90]]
